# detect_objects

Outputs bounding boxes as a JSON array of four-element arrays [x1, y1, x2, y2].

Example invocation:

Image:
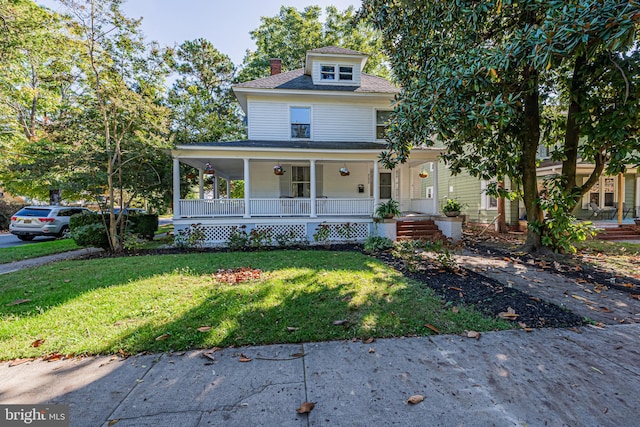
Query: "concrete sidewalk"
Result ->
[[1, 324, 639, 426], [0, 248, 102, 275]]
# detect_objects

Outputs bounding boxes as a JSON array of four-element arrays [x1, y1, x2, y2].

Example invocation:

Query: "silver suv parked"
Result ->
[[10, 206, 92, 241]]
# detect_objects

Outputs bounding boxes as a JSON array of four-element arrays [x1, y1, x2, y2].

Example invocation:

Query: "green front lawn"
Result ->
[[0, 250, 510, 360], [0, 238, 80, 264]]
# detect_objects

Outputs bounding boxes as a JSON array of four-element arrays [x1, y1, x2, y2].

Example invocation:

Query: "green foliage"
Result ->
[[375, 199, 400, 218], [168, 39, 245, 144], [361, 0, 640, 252], [532, 176, 597, 254], [442, 198, 463, 213], [174, 224, 206, 249], [238, 5, 389, 82], [313, 222, 332, 244], [363, 236, 393, 254], [227, 225, 250, 250], [392, 240, 457, 272], [71, 223, 110, 250], [128, 214, 159, 240], [0, 199, 23, 231]]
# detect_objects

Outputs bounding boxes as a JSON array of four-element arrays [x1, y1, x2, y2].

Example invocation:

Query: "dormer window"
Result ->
[[320, 64, 353, 81]]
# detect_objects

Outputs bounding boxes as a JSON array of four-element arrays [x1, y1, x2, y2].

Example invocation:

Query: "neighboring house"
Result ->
[[424, 144, 639, 226], [170, 47, 443, 245]]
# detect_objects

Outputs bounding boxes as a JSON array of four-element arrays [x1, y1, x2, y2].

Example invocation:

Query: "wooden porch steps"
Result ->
[[595, 225, 640, 241], [396, 219, 445, 242]]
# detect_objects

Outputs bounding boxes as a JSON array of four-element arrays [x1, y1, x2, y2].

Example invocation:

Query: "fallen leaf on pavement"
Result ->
[[296, 402, 315, 414], [363, 337, 375, 344], [368, 347, 375, 353], [6, 299, 31, 306], [631, 294, 640, 301], [197, 326, 212, 332], [590, 366, 603, 374], [529, 297, 541, 303], [108, 420, 119, 426], [155, 333, 171, 341], [9, 358, 34, 367], [466, 331, 481, 339], [239, 354, 252, 362], [43, 353, 63, 362], [290, 353, 305, 358], [407, 395, 425, 404]]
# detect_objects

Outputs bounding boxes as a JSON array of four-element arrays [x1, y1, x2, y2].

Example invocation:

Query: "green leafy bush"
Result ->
[[0, 199, 23, 231], [128, 214, 158, 240], [364, 236, 393, 253], [174, 223, 206, 249]]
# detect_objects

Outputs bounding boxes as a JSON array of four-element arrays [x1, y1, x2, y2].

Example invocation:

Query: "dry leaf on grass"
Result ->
[[498, 307, 519, 320], [31, 339, 45, 348], [155, 333, 171, 341], [333, 319, 349, 326], [424, 324, 440, 334], [296, 402, 315, 414], [452, 307, 459, 314], [407, 395, 425, 404], [287, 327, 300, 332], [197, 326, 212, 332], [6, 299, 31, 306]]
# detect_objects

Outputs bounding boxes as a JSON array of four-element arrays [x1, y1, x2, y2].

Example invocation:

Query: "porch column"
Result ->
[[214, 176, 219, 199], [310, 159, 317, 218], [373, 160, 380, 211], [172, 158, 180, 218], [617, 173, 624, 225], [432, 159, 439, 215], [198, 170, 204, 199], [243, 158, 251, 218], [226, 179, 231, 198], [636, 177, 640, 217]]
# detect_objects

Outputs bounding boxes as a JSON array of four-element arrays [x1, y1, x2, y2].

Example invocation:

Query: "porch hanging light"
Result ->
[[339, 163, 350, 176], [203, 162, 215, 175], [418, 166, 428, 178], [273, 163, 285, 175]]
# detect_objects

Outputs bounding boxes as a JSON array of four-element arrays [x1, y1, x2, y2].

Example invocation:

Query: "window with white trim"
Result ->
[[376, 110, 391, 140], [481, 180, 498, 210], [426, 186, 433, 199], [320, 64, 353, 81], [290, 107, 310, 139]]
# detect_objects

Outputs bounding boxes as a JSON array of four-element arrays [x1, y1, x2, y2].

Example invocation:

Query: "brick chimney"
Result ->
[[270, 58, 282, 75]]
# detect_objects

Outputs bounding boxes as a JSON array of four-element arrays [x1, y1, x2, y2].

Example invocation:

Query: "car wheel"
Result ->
[[17, 235, 35, 241], [58, 225, 71, 239]]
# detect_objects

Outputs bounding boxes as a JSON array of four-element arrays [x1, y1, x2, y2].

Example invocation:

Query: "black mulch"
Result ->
[[374, 251, 586, 329]]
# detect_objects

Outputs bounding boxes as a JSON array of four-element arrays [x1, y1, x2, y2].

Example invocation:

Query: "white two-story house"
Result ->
[[170, 47, 444, 245]]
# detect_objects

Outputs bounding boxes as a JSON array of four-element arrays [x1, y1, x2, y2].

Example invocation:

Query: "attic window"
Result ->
[[320, 64, 353, 81]]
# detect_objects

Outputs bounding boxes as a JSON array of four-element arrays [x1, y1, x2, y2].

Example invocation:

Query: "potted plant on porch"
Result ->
[[375, 199, 401, 219], [442, 198, 463, 217]]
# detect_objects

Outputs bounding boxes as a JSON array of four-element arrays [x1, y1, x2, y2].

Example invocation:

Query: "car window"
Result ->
[[15, 208, 52, 217], [57, 209, 73, 217]]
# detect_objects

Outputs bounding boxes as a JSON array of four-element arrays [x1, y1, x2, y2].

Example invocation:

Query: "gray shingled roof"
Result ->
[[177, 140, 387, 150], [233, 68, 398, 94], [307, 46, 367, 56]]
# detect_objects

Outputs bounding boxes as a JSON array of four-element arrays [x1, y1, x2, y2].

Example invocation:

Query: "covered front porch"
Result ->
[[170, 142, 443, 245]]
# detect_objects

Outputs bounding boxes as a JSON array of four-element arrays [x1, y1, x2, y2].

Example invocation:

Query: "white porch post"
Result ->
[[310, 159, 317, 218], [373, 160, 380, 211], [214, 176, 219, 199], [432, 158, 439, 215], [198, 170, 204, 199], [243, 158, 250, 218], [226, 179, 231, 198], [173, 158, 181, 218], [636, 177, 640, 217]]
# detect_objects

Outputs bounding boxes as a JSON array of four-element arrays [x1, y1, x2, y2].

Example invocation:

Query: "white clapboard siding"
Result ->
[[248, 101, 289, 140], [313, 104, 372, 141]]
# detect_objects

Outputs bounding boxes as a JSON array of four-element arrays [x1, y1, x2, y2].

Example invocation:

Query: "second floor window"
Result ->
[[291, 107, 310, 139], [376, 110, 391, 140]]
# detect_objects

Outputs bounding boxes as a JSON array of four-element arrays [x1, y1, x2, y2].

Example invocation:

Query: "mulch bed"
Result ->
[[374, 250, 586, 329]]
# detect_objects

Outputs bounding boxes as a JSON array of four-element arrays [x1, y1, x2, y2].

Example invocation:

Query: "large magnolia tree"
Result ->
[[362, 0, 639, 252]]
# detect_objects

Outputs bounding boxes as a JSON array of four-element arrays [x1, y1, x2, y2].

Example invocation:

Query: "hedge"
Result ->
[[69, 213, 159, 249]]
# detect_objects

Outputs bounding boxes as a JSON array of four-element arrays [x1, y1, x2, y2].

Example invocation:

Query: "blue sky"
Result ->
[[39, 0, 361, 65]]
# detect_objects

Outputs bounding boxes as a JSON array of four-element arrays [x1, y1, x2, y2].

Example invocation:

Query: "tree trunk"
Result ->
[[496, 181, 507, 233], [521, 66, 543, 251], [562, 53, 586, 204]]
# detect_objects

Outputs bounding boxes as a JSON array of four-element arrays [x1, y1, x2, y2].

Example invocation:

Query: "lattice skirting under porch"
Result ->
[[174, 221, 372, 247]]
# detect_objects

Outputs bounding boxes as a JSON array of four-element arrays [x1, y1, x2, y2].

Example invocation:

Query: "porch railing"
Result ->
[[178, 198, 374, 218], [179, 199, 245, 217]]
